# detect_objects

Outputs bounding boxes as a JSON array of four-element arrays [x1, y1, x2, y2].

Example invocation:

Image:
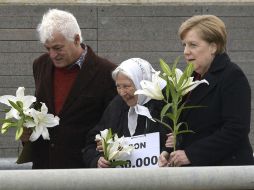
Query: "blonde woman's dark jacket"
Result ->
[[180, 53, 254, 166]]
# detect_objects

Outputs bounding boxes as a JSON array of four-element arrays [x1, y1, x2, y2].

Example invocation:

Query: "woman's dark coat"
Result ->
[[83, 95, 169, 168], [180, 53, 254, 166]]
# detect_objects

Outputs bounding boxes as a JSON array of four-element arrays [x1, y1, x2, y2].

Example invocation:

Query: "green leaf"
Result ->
[[160, 103, 172, 120], [159, 59, 171, 76], [186, 62, 194, 77], [17, 116, 25, 129], [0, 118, 14, 124], [106, 128, 113, 142], [16, 101, 24, 109], [15, 127, 24, 140], [24, 115, 34, 122], [103, 139, 108, 160], [154, 118, 173, 132], [167, 80, 177, 101], [165, 112, 174, 122], [8, 100, 23, 114], [175, 103, 186, 123], [1, 122, 16, 134], [175, 122, 184, 132], [177, 63, 193, 92], [175, 122, 194, 135], [177, 129, 195, 135], [177, 68, 189, 91], [165, 77, 170, 101]]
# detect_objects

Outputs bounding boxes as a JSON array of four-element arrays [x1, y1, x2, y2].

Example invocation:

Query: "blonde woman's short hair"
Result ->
[[178, 15, 227, 54]]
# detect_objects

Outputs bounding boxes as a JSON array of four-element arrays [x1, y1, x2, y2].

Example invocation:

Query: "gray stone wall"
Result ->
[[0, 3, 254, 158]]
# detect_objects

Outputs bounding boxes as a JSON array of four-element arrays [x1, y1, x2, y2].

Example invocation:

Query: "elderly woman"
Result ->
[[83, 58, 169, 168], [160, 15, 254, 166]]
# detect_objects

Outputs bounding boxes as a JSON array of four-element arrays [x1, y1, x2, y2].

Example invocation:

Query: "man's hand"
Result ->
[[20, 128, 32, 142]]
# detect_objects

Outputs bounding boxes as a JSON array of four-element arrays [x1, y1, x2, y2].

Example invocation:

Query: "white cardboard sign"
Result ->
[[119, 132, 160, 168]]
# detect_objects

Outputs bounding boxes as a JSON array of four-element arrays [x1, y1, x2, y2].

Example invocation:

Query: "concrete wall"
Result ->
[[0, 3, 254, 160], [1, 166, 254, 189]]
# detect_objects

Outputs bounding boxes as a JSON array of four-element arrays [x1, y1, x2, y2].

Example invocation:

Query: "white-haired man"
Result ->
[[21, 9, 117, 169]]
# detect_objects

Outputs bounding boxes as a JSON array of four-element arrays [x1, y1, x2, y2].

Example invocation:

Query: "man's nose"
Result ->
[[49, 49, 58, 58]]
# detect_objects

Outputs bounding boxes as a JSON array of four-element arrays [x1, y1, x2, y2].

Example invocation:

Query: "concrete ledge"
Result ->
[[0, 0, 254, 5], [0, 166, 254, 189], [0, 158, 32, 170]]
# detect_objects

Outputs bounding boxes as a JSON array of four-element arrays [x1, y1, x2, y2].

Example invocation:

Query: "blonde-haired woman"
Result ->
[[160, 15, 254, 166]]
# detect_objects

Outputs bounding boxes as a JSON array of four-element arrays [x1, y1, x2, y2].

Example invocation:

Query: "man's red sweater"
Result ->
[[53, 65, 79, 114]]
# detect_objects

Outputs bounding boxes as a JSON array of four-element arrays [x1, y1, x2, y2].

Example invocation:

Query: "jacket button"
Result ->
[[50, 143, 55, 148]]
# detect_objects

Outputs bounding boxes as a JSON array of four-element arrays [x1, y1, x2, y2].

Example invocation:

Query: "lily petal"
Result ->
[[100, 129, 109, 140], [16, 87, 25, 98], [22, 96, 36, 109], [0, 95, 16, 106], [135, 80, 164, 100], [182, 79, 209, 95], [41, 127, 50, 140], [95, 134, 102, 141], [29, 125, 43, 142], [175, 68, 183, 83]]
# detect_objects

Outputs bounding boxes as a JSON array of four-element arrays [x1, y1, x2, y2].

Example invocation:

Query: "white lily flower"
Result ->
[[100, 129, 109, 139], [107, 136, 133, 161], [171, 68, 209, 95], [0, 87, 36, 119], [95, 129, 112, 142], [95, 134, 102, 141], [134, 71, 165, 100], [24, 103, 59, 142]]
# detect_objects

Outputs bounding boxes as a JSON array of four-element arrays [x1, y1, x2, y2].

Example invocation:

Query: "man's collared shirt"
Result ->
[[68, 44, 88, 69]]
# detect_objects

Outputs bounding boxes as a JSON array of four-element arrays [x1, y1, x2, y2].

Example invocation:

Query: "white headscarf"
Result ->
[[115, 58, 156, 136]]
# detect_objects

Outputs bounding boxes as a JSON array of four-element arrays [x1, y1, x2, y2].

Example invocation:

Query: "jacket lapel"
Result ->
[[43, 58, 55, 114], [186, 72, 218, 107], [183, 53, 230, 118]]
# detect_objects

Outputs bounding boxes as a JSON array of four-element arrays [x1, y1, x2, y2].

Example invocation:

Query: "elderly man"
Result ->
[[21, 9, 117, 169]]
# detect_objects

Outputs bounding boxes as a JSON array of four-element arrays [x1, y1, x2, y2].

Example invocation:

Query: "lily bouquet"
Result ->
[[135, 57, 209, 151], [95, 128, 134, 167], [0, 87, 60, 163]]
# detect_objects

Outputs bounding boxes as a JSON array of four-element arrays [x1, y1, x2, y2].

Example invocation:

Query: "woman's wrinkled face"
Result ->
[[115, 73, 138, 107], [182, 28, 217, 76]]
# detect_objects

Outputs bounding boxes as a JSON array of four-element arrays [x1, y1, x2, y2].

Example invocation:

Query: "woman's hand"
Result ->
[[158, 151, 170, 167], [168, 150, 190, 167], [20, 128, 32, 142], [95, 139, 103, 152], [97, 157, 111, 168], [165, 133, 174, 148]]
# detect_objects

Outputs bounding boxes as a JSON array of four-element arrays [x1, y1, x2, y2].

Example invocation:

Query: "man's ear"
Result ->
[[74, 34, 81, 45]]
